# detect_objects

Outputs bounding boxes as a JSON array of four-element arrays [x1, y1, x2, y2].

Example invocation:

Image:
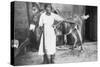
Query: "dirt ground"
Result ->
[[14, 42, 97, 66]]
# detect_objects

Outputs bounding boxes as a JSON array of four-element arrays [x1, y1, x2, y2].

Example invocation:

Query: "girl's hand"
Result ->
[[29, 24, 36, 32]]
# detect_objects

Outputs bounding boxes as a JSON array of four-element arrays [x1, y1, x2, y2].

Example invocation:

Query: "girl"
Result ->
[[38, 4, 64, 64]]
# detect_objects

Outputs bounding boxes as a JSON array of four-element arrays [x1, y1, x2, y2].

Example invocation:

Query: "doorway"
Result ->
[[85, 6, 97, 42]]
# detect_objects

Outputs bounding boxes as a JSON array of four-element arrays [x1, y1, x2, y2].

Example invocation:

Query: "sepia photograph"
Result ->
[[11, 1, 97, 66]]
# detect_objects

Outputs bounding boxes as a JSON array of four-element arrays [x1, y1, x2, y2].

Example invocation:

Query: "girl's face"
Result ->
[[46, 5, 52, 14], [32, 6, 39, 15]]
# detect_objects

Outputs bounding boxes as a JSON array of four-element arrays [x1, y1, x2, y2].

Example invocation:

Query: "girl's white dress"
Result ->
[[38, 12, 63, 55]]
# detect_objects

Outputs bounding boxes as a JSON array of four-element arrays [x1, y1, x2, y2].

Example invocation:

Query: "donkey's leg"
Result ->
[[76, 29, 83, 51], [64, 34, 67, 45], [72, 33, 77, 50]]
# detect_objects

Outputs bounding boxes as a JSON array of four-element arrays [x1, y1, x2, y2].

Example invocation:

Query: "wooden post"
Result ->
[[26, 2, 31, 36]]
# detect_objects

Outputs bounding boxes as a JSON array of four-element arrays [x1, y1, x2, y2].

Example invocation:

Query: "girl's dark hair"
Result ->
[[32, 3, 40, 11], [44, 3, 52, 10]]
